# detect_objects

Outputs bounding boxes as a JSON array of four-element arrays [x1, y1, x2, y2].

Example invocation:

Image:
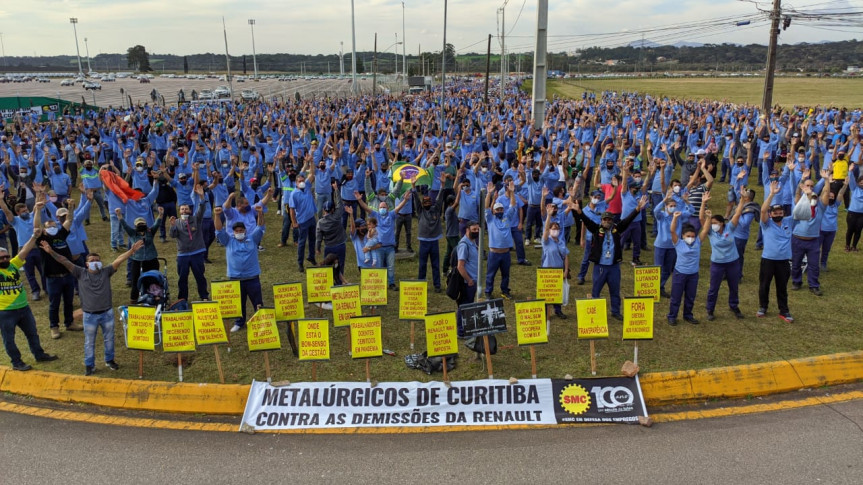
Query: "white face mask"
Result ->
[[590, 197, 600, 205], [672, 186, 681, 194], [234, 232, 246, 241], [136, 166, 144, 172], [45, 227, 59, 236], [667, 206, 676, 213], [296, 181, 306, 190], [684, 236, 695, 245], [550, 229, 560, 238], [711, 223, 721, 233], [87, 261, 102, 271], [180, 214, 189, 221], [481, 168, 488, 174]]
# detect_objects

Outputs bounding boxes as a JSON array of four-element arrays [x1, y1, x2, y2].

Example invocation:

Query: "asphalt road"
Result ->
[[0, 76, 377, 108], [1, 400, 861, 484]]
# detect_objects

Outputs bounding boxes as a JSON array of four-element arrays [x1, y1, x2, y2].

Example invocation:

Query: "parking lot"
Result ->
[[0, 75, 378, 108]]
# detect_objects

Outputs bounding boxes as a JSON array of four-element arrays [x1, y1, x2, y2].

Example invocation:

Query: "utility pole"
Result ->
[[761, 0, 782, 116], [531, 0, 548, 130], [69, 18, 84, 76], [440, 0, 448, 136], [0, 32, 6, 68], [402, 2, 407, 83], [222, 17, 234, 99], [84, 37, 92, 73], [351, 0, 358, 93], [340, 41, 345, 76], [373, 33, 377, 95], [484, 34, 492, 105], [395, 32, 399, 76], [249, 19, 258, 79], [498, 0, 510, 101]]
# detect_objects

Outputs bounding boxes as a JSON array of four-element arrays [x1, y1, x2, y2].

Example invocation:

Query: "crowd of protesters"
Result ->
[[1, 77, 861, 373]]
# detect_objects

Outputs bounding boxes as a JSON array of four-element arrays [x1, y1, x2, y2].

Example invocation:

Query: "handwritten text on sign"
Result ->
[[331, 285, 361, 328], [211, 280, 242, 318], [273, 282, 305, 321], [192, 301, 228, 345], [633, 266, 661, 302], [536, 268, 564, 305], [360, 268, 387, 306], [306, 267, 333, 303], [297, 319, 330, 361], [399, 281, 427, 320], [350, 316, 382, 359], [247, 308, 282, 352], [126, 305, 156, 351], [160, 311, 196, 352], [424, 312, 458, 357], [576, 299, 609, 339], [515, 300, 548, 345], [622, 298, 654, 340]]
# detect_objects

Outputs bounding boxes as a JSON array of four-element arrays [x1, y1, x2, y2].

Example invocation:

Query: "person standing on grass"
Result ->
[[116, 206, 163, 302], [414, 182, 446, 293], [34, 198, 81, 340], [455, 221, 480, 338], [0, 231, 58, 371], [704, 191, 746, 321], [441, 195, 460, 276], [757, 181, 794, 323], [540, 207, 569, 322], [652, 186, 694, 298], [483, 180, 517, 300], [819, 177, 847, 272], [791, 173, 831, 296], [667, 208, 706, 327], [0, 198, 46, 301], [213, 205, 265, 333], [40, 240, 144, 376], [576, 189, 607, 286], [843, 170, 863, 252]]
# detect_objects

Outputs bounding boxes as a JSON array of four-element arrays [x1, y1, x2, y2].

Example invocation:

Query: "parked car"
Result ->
[[139, 77, 150, 83], [214, 85, 231, 98], [198, 89, 215, 100], [83, 81, 101, 90], [60, 79, 75, 86], [240, 89, 259, 101], [36, 77, 51, 83]]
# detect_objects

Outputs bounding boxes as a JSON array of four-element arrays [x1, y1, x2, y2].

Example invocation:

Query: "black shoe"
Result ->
[[706, 312, 715, 321], [577, 278, 585, 286], [124, 281, 132, 287], [660, 289, 671, 298], [685, 317, 700, 325], [205, 258, 213, 264], [298, 265, 305, 273], [85, 366, 95, 376], [434, 286, 441, 293], [407, 247, 414, 253], [12, 362, 32, 371], [501, 292, 513, 300], [84, 220, 90, 226], [36, 354, 58, 362], [611, 313, 623, 321], [731, 307, 744, 319], [306, 257, 317, 266], [517, 260, 532, 266], [388, 284, 397, 291], [555, 311, 568, 320], [102, 216, 109, 222], [792, 283, 802, 291], [809, 287, 823, 296], [105, 360, 120, 371], [667, 317, 678, 326]]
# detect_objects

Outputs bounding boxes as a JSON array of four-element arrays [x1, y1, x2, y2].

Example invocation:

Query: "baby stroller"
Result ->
[[120, 258, 189, 347]]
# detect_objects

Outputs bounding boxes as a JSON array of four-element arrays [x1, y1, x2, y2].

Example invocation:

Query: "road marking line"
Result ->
[[2, 390, 861, 434]]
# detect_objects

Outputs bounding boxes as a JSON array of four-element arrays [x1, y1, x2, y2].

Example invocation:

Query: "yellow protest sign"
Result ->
[[536, 268, 563, 305], [211, 280, 242, 318], [399, 280, 427, 320], [246, 308, 282, 352], [350, 316, 382, 359], [515, 300, 549, 345], [125, 305, 156, 351], [576, 298, 609, 339], [360, 268, 388, 306], [297, 319, 330, 361], [633, 266, 661, 302], [192, 301, 228, 345], [331, 284, 361, 328], [424, 312, 458, 357], [160, 311, 196, 352], [273, 282, 305, 321], [306, 267, 333, 303], [623, 298, 654, 340]]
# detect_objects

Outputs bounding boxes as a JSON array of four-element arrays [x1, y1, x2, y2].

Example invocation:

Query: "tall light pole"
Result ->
[[0, 33, 6, 68], [248, 19, 258, 79], [402, 2, 407, 80], [69, 18, 84, 77], [498, 0, 510, 101], [340, 41, 345, 76], [394, 33, 399, 76], [84, 37, 92, 74], [531, 0, 548, 130], [351, 0, 358, 93]]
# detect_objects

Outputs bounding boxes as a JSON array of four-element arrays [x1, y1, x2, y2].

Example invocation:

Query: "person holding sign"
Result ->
[[704, 191, 746, 321], [541, 206, 569, 320], [667, 207, 706, 326], [214, 204, 265, 333], [41, 239, 145, 375], [0, 231, 59, 372], [574, 195, 648, 320]]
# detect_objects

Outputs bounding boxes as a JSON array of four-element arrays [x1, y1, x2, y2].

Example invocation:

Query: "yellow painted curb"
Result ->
[[1, 351, 861, 415]]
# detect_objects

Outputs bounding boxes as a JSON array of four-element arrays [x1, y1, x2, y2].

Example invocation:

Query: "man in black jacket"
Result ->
[[316, 182, 347, 280], [413, 186, 444, 292], [574, 195, 647, 320]]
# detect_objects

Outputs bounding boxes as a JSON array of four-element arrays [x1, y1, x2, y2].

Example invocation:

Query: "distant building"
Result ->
[[847, 66, 861, 73]]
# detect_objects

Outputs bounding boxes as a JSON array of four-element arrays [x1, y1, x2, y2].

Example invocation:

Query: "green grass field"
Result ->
[[529, 77, 863, 107], [4, 176, 862, 385]]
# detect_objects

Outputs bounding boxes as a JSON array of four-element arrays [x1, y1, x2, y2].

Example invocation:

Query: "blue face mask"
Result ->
[[494, 212, 504, 220], [378, 208, 388, 216]]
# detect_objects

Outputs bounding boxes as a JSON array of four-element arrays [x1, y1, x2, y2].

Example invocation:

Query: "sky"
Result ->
[[0, 0, 860, 58]]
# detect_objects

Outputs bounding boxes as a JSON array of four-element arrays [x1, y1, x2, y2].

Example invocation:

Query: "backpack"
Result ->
[[405, 351, 458, 375], [445, 242, 466, 300], [465, 335, 497, 355]]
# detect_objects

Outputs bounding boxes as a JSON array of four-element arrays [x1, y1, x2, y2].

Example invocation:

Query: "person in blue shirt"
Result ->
[[574, 195, 647, 320], [791, 175, 831, 295], [576, 189, 607, 285], [289, 170, 318, 272], [453, 178, 479, 236], [0, 198, 46, 300], [484, 181, 517, 300], [355, 186, 408, 290], [704, 192, 746, 321], [541, 211, 569, 321], [667, 210, 705, 326], [455, 221, 480, 337], [757, 181, 794, 323], [819, 177, 847, 272], [47, 162, 72, 206], [78, 160, 108, 224], [213, 204, 265, 333], [843, 169, 863, 251]]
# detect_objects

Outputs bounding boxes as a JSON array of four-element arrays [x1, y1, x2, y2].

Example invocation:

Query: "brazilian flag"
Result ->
[[390, 162, 432, 198]]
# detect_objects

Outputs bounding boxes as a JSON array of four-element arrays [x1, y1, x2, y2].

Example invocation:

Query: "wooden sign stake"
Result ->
[[138, 350, 144, 379], [410, 321, 415, 350], [529, 345, 537, 379], [177, 353, 184, 382], [263, 351, 272, 383], [442, 356, 449, 382], [589, 340, 597, 376], [214, 345, 225, 384], [365, 359, 371, 383], [483, 334, 494, 379]]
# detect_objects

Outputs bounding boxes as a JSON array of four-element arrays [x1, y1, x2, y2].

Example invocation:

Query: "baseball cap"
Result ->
[[590, 189, 604, 197], [133, 217, 146, 226], [232, 221, 246, 230], [56, 208, 69, 217], [493, 202, 504, 210], [322, 200, 334, 212], [695, 149, 706, 156], [601, 211, 615, 220], [769, 204, 784, 212], [354, 218, 366, 226]]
